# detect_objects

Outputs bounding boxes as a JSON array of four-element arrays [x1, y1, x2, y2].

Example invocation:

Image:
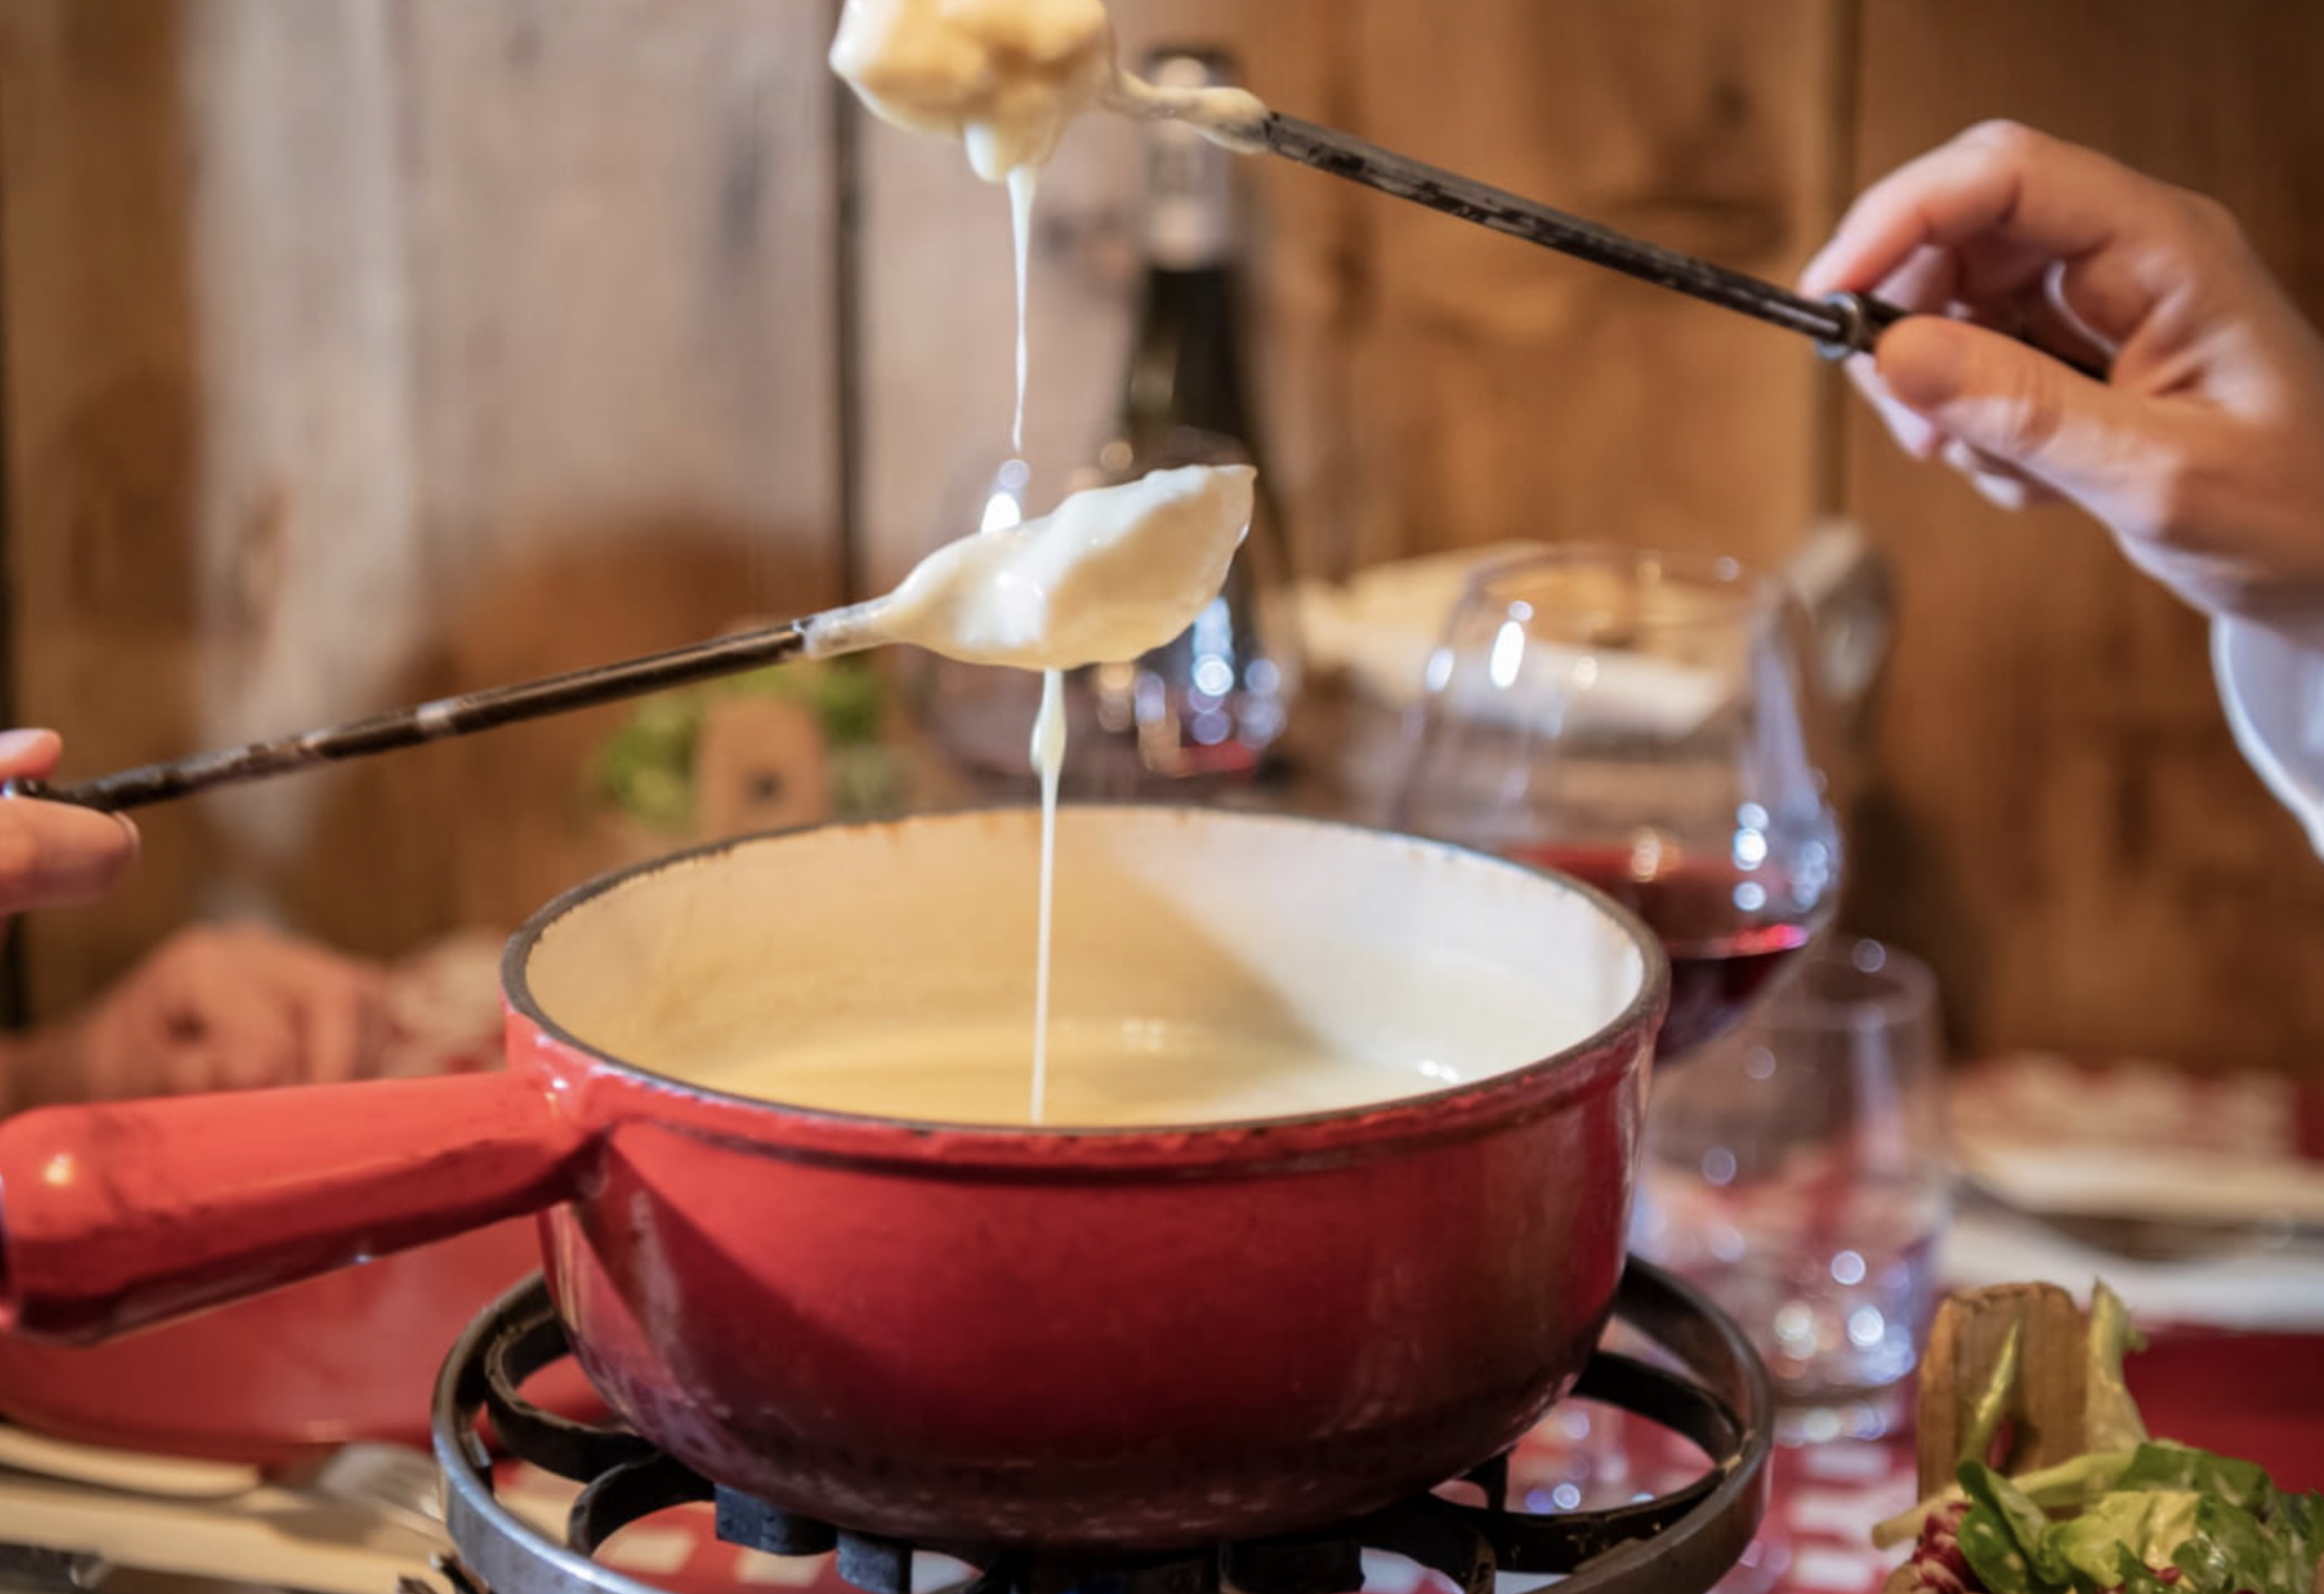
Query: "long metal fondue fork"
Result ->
[[5, 621, 811, 813], [1253, 111, 2108, 378]]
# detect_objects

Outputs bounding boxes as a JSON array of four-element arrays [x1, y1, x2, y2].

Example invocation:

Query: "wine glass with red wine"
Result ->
[[1392, 548, 1840, 1063]]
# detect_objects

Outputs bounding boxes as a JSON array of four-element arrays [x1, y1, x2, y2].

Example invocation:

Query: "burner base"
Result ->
[[433, 1260, 1771, 1594]]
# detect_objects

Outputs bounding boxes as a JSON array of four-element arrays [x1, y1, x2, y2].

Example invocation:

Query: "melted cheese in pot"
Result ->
[[679, 1017, 1465, 1129]]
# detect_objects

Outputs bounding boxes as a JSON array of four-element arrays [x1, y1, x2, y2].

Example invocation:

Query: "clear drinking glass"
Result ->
[[1630, 935, 1953, 1443], [1392, 548, 1842, 1062]]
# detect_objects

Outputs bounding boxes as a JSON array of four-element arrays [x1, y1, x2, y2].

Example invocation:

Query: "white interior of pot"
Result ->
[[520, 807, 1653, 1126]]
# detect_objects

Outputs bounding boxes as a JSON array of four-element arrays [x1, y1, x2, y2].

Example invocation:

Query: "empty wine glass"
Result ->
[[1392, 547, 1841, 1063]]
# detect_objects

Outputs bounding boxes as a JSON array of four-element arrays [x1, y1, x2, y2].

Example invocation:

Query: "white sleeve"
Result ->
[[2211, 615, 2324, 854]]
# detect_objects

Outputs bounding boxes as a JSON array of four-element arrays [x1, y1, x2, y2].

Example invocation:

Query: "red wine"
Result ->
[[1505, 844, 1818, 1061]]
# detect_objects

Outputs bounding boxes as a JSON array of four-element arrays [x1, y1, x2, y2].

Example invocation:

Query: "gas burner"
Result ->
[[433, 1262, 1771, 1594]]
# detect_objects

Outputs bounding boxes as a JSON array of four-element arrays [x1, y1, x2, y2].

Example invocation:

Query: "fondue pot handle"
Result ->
[[0, 1071, 587, 1343]]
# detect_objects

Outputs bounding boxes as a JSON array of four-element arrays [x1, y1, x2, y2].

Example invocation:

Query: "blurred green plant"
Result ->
[[588, 657, 898, 834]]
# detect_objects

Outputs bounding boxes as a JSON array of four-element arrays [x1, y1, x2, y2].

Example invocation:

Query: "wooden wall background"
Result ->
[[2, 1, 2318, 1072]]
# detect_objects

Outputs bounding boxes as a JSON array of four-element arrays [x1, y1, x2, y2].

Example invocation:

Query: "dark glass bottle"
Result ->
[[1085, 45, 1300, 783], [1118, 49, 1258, 460]]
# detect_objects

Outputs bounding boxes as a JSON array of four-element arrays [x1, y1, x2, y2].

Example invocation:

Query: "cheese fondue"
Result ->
[[830, 0, 1113, 448], [829, 0, 1118, 182], [829, 0, 1271, 173], [805, 461, 1252, 1123], [804, 464, 1253, 671], [830, 0, 1273, 449], [826, 0, 1272, 1125], [677, 1017, 1466, 1128]]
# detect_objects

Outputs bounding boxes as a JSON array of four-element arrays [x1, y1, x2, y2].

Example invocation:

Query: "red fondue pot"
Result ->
[[0, 807, 1666, 1550]]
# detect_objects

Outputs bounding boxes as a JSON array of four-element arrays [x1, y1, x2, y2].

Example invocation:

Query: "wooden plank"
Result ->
[[0, 0, 398, 1010], [372, 0, 844, 940], [171, 0, 443, 959], [0, 0, 843, 1012], [1344, 0, 1841, 573], [1839, 0, 2324, 1072]]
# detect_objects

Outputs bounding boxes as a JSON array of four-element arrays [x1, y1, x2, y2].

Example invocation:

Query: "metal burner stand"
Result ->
[[432, 1261, 1771, 1594]]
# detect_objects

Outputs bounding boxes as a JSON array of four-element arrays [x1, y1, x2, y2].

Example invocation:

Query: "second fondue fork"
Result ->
[[1248, 111, 2107, 379]]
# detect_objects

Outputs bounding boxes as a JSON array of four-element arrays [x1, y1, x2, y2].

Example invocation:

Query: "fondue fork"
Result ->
[[6, 460, 1222, 813], [5, 619, 815, 813], [1248, 112, 2110, 378]]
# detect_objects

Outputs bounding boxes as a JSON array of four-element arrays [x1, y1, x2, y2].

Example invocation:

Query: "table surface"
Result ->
[[481, 1319, 2321, 1594]]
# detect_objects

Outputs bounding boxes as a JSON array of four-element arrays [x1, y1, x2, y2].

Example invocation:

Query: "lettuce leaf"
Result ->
[[2046, 1490, 2200, 1590], [1964, 1313, 2027, 1468], [2171, 1494, 2278, 1594], [1874, 1284, 2321, 1594], [2277, 1491, 2324, 1594], [2190, 1489, 2324, 1594], [2082, 1283, 2149, 1453], [2109, 1545, 2177, 1594], [1950, 1449, 2324, 1594], [1958, 1500, 2050, 1594], [1961, 1463, 2071, 1591], [2118, 1442, 2273, 1513], [1871, 1449, 2135, 1550]]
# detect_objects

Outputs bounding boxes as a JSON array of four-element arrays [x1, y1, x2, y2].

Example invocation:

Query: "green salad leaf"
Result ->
[[2109, 1547, 2177, 1594], [1873, 1452, 2140, 1550], [2045, 1489, 2199, 1589], [1963, 1314, 2026, 1468], [1962, 1463, 2073, 1591], [588, 657, 892, 833], [2119, 1441, 2272, 1511], [1938, 1448, 2323, 1594], [1958, 1499, 2045, 1594], [2083, 1283, 2149, 1454], [1879, 1285, 2321, 1594], [2172, 1494, 2277, 1594]]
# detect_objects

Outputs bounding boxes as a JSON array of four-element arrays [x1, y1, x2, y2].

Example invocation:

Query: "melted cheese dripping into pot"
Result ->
[[1006, 166, 1036, 450], [828, 0, 1267, 1124], [800, 464, 1252, 1123], [830, 0, 1273, 457]]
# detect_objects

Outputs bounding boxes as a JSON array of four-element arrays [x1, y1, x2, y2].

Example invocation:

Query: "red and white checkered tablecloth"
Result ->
[[495, 1417, 1922, 1594]]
